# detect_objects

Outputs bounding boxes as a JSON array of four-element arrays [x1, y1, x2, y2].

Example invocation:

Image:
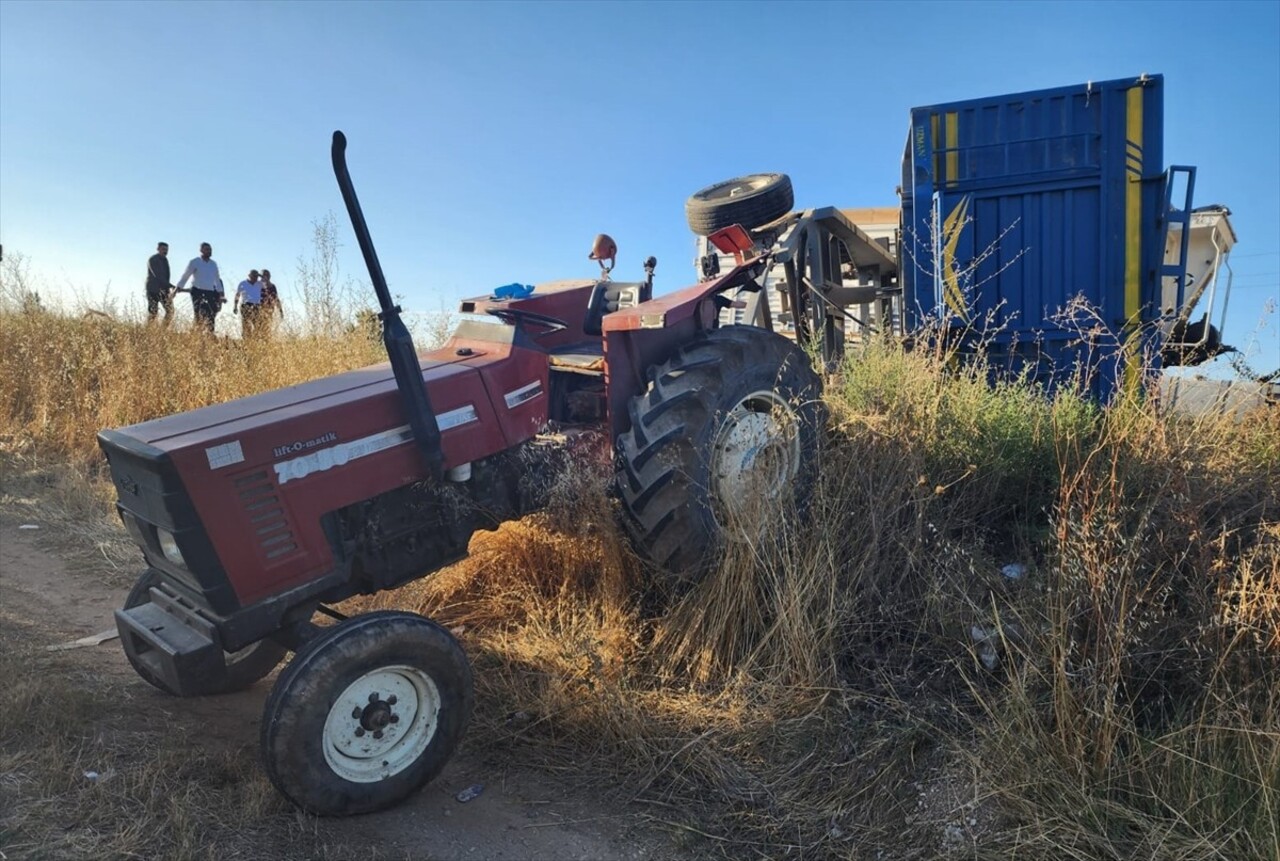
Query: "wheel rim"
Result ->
[[710, 390, 802, 536], [322, 665, 441, 784], [702, 175, 770, 202]]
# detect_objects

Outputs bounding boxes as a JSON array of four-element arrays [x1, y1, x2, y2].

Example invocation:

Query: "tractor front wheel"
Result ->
[[260, 611, 473, 816], [122, 569, 287, 697], [615, 326, 824, 590]]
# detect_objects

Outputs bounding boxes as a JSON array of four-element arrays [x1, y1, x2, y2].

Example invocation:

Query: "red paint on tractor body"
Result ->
[[603, 262, 760, 438], [114, 333, 551, 607], [103, 268, 755, 613]]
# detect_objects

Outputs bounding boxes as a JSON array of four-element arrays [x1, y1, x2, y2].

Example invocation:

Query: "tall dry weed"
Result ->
[[966, 383, 1279, 860], [0, 310, 386, 465]]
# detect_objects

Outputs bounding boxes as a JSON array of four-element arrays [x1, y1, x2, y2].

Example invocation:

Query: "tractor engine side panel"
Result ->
[[105, 339, 552, 612], [446, 330, 551, 449], [326, 441, 564, 594], [169, 364, 505, 607]]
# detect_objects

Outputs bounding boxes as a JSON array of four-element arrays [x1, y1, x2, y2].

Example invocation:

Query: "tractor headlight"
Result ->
[[156, 528, 187, 568], [120, 510, 147, 548]]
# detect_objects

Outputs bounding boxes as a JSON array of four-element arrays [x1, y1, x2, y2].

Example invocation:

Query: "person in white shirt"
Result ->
[[234, 269, 266, 338], [175, 242, 225, 333]]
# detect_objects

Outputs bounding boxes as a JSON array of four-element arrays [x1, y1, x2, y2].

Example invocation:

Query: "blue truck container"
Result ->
[[900, 74, 1194, 401]]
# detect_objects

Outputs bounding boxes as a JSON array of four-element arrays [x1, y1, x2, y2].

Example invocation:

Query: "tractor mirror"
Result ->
[[589, 233, 617, 277]]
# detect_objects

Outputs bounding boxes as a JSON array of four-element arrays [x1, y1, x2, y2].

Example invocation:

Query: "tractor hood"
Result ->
[[111, 354, 474, 454], [99, 319, 553, 487]]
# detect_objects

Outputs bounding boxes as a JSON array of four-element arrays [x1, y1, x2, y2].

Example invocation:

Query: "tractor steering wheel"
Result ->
[[486, 307, 568, 333]]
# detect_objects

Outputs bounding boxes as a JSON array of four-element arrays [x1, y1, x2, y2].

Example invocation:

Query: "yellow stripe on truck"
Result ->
[[1122, 85, 1145, 394], [945, 111, 958, 189], [1124, 86, 1143, 327], [931, 113, 941, 184]]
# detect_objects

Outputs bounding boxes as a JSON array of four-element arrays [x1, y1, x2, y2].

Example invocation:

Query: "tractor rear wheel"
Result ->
[[122, 569, 287, 697], [615, 326, 824, 590], [260, 611, 473, 816], [685, 173, 794, 236]]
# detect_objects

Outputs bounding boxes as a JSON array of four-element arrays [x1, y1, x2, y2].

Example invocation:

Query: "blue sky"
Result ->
[[1, 0, 1277, 372]]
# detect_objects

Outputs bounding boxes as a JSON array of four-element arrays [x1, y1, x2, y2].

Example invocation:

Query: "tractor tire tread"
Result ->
[[615, 326, 823, 589]]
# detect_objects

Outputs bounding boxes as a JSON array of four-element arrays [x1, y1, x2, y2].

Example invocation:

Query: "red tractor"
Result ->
[[102, 134, 885, 815]]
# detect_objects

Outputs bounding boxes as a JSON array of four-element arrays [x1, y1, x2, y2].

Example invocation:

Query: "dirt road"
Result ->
[[0, 514, 680, 860]]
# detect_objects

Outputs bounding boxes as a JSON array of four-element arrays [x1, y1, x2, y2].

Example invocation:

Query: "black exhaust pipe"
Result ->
[[331, 131, 443, 479]]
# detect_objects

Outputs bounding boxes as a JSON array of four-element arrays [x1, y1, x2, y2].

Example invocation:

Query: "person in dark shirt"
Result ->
[[145, 241, 175, 325], [260, 268, 284, 331]]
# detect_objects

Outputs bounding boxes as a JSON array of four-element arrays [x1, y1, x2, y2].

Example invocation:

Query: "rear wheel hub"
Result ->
[[710, 390, 801, 535]]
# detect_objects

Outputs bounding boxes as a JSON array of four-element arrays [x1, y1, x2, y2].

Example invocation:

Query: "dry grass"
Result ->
[[0, 614, 339, 861], [0, 612, 476, 861], [0, 311, 387, 465], [1, 303, 1277, 860]]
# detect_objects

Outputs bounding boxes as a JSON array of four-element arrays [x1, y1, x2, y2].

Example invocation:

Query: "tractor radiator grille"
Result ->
[[235, 471, 298, 560]]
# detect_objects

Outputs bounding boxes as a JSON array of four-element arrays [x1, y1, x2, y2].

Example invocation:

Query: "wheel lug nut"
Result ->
[[373, 730, 384, 740], [355, 728, 365, 737], [352, 707, 362, 719], [368, 692, 380, 703], [386, 695, 397, 705], [390, 714, 400, 724]]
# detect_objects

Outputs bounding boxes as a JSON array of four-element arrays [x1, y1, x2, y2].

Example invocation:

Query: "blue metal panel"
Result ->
[[900, 75, 1172, 400]]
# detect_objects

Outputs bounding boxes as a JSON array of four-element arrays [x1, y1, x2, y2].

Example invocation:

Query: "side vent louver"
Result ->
[[235, 471, 298, 560]]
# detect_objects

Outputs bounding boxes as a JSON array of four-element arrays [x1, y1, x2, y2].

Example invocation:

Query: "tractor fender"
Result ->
[[600, 259, 767, 440]]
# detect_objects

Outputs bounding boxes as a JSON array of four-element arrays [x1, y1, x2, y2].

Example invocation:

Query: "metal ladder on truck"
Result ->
[[1157, 165, 1237, 367]]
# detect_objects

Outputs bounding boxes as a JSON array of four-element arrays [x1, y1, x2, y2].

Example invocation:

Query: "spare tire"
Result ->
[[685, 173, 794, 236]]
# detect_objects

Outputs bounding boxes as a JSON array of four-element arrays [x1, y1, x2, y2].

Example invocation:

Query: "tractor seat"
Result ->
[[549, 281, 644, 376], [548, 343, 604, 376]]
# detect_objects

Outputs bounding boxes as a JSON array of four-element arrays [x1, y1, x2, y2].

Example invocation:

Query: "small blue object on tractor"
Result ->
[[491, 283, 535, 300]]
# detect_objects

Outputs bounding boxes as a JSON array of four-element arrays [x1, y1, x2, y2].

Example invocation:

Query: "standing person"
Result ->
[[175, 242, 225, 333], [233, 269, 265, 338], [259, 268, 284, 332], [144, 241, 175, 325]]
